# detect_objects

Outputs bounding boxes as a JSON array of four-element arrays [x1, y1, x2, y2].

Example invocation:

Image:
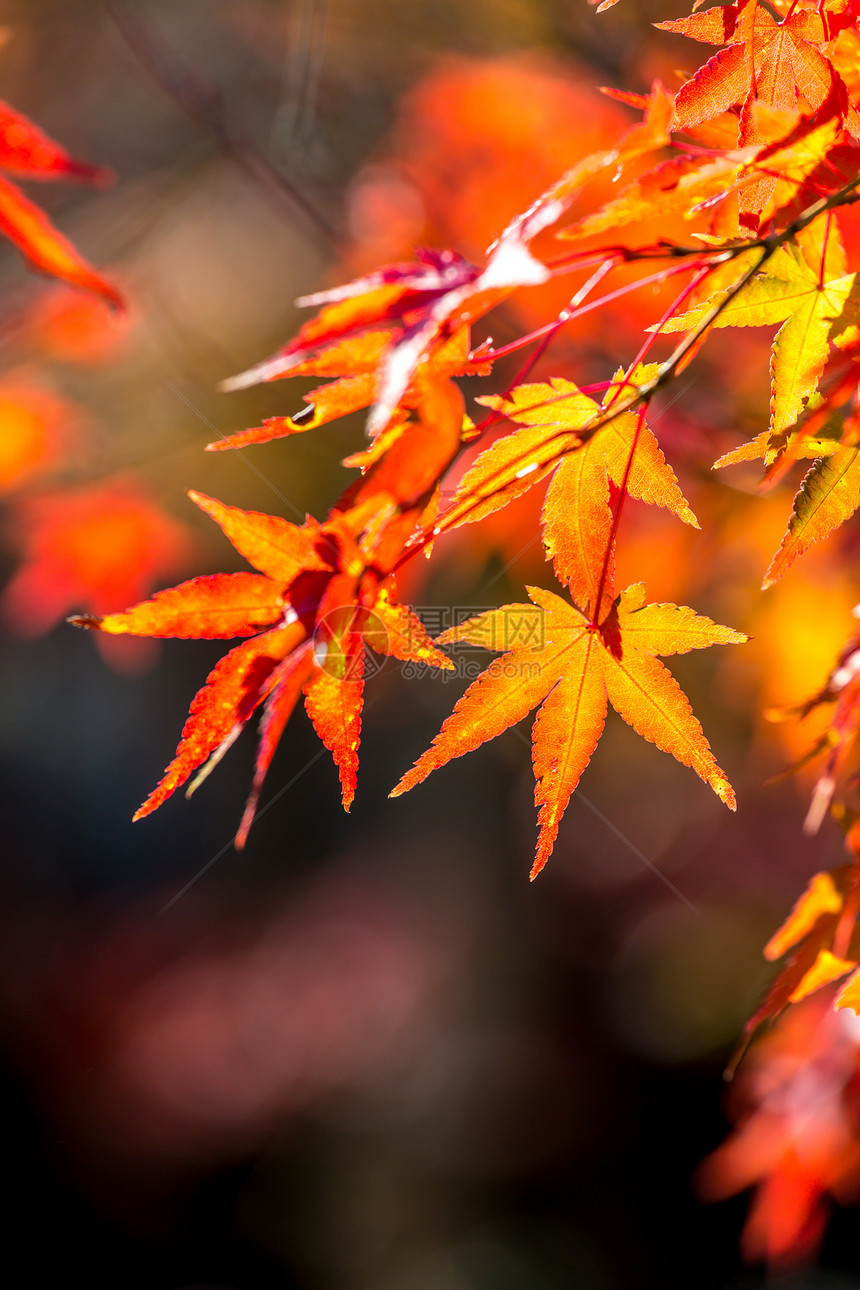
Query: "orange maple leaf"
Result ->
[[391, 581, 744, 879], [736, 865, 857, 1051], [662, 238, 858, 448], [70, 490, 453, 842], [210, 325, 488, 452], [437, 368, 697, 605]]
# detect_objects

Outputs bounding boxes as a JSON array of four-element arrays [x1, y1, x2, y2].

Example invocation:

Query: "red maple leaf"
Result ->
[[0, 98, 120, 304]]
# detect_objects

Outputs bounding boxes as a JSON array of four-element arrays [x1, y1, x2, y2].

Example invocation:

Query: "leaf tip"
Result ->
[[133, 782, 168, 822], [186, 488, 220, 520], [836, 968, 860, 1013], [716, 779, 737, 811], [218, 369, 257, 394], [528, 856, 548, 881]]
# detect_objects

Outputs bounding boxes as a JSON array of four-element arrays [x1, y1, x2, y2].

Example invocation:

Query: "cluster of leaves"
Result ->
[[699, 984, 860, 1266], [75, 0, 860, 865], [48, 0, 860, 1264]]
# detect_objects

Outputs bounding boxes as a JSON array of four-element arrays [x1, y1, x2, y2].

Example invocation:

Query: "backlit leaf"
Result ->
[[74, 572, 287, 639], [787, 948, 856, 1003], [392, 582, 744, 876], [765, 869, 845, 962], [188, 490, 326, 583], [763, 448, 860, 588], [133, 623, 300, 819]]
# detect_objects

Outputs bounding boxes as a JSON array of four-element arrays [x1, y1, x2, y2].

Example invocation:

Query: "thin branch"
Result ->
[[109, 0, 338, 246]]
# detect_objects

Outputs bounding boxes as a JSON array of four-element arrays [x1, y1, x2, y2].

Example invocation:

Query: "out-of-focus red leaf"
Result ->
[[0, 100, 112, 183], [27, 286, 131, 364], [0, 172, 121, 307], [700, 990, 860, 1266], [0, 377, 80, 492], [2, 481, 193, 638]]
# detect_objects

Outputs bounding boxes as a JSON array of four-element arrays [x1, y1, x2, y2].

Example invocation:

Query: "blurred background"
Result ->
[[1, 1, 860, 1286]]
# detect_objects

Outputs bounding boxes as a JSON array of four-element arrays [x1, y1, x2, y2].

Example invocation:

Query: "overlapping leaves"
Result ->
[[72, 489, 453, 844], [69, 0, 860, 891]]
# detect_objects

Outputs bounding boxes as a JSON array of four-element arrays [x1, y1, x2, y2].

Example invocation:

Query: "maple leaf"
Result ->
[[762, 868, 856, 1012], [79, 572, 289, 639], [133, 622, 306, 821], [659, 0, 860, 231], [0, 100, 111, 183], [209, 326, 489, 452], [763, 445, 860, 587], [557, 151, 745, 246], [70, 490, 453, 839], [702, 987, 860, 1266], [768, 619, 860, 838], [221, 246, 533, 436], [697, 226, 860, 585], [220, 84, 675, 438], [659, 1, 859, 133], [0, 101, 120, 305], [186, 490, 329, 582], [727, 864, 859, 1076], [765, 869, 848, 963], [66, 492, 336, 817], [391, 581, 744, 879], [234, 642, 315, 847], [753, 110, 857, 230], [561, 106, 847, 246], [660, 243, 858, 450], [712, 427, 842, 470], [437, 369, 697, 601]]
